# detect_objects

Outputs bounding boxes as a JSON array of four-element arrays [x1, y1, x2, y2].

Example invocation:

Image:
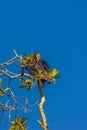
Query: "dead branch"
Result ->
[[37, 96, 48, 130], [0, 70, 33, 79], [0, 50, 32, 122], [37, 80, 48, 130], [0, 50, 21, 66]]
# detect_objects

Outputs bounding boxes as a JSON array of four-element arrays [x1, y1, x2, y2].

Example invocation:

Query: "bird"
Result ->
[[21, 53, 53, 87], [23, 53, 49, 74]]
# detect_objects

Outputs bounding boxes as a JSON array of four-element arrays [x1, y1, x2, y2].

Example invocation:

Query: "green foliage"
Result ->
[[0, 78, 2, 84], [19, 78, 36, 90], [10, 117, 27, 130], [49, 69, 59, 77], [19, 78, 32, 90], [0, 78, 10, 96], [19, 53, 34, 64], [34, 69, 59, 81]]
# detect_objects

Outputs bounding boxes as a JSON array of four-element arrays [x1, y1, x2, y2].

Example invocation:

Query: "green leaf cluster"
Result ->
[[20, 53, 34, 64], [0, 78, 10, 96], [10, 117, 27, 130], [49, 69, 59, 78], [19, 78, 36, 90]]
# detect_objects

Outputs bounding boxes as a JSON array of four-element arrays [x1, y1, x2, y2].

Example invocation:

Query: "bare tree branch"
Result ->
[[37, 97, 48, 130], [37, 80, 48, 130], [0, 49, 21, 66], [0, 70, 33, 79], [0, 50, 32, 123]]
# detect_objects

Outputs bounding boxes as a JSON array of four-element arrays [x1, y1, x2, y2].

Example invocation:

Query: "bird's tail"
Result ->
[[38, 79, 45, 87]]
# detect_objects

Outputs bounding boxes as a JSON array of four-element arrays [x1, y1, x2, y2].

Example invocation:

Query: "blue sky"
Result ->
[[0, 0, 87, 130]]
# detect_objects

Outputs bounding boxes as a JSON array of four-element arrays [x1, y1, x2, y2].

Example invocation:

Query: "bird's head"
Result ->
[[34, 53, 40, 61]]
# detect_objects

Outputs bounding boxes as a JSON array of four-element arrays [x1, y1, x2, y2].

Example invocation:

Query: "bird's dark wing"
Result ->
[[25, 65, 39, 75], [40, 60, 50, 72]]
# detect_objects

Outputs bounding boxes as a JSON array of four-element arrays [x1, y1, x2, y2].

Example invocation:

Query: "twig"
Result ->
[[0, 49, 21, 66], [0, 70, 33, 79]]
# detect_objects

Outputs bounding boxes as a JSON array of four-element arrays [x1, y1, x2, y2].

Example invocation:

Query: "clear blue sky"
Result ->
[[0, 0, 87, 130]]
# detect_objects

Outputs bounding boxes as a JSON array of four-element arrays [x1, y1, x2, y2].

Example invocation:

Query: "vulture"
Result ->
[[21, 53, 53, 87]]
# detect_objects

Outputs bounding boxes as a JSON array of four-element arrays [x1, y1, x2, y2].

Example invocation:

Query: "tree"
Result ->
[[0, 50, 59, 130]]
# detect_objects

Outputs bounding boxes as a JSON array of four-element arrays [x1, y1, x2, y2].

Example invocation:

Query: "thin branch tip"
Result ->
[[13, 49, 17, 55], [13, 49, 21, 59]]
